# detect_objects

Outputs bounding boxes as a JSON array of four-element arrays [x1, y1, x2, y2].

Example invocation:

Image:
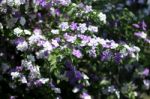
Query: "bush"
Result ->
[[0, 0, 149, 99]]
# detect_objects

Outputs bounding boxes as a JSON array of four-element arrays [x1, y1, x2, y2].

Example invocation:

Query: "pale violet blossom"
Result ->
[[80, 92, 92, 99], [134, 31, 147, 39], [59, 22, 69, 31], [77, 23, 87, 33], [28, 34, 45, 45], [16, 41, 28, 51], [43, 41, 53, 51], [84, 5, 93, 13]]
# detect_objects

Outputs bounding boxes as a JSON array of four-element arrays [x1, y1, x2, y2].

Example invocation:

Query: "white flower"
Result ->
[[88, 25, 98, 33], [14, 0, 25, 6], [21, 60, 32, 68], [39, 78, 49, 84], [0, 23, 3, 29], [27, 54, 35, 62], [82, 73, 89, 79], [29, 66, 41, 79], [72, 87, 80, 93], [14, 27, 23, 36], [98, 12, 107, 24], [11, 72, 20, 79], [51, 39, 59, 47], [20, 76, 27, 84], [51, 29, 59, 34], [24, 29, 31, 35], [16, 41, 28, 51]]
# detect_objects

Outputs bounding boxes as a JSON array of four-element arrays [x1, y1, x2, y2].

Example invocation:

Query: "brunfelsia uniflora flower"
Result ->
[[72, 49, 83, 58], [1, 0, 148, 98]]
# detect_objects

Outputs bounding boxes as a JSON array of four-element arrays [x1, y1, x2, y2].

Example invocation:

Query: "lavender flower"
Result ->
[[59, 22, 69, 31], [142, 68, 149, 76], [16, 40, 28, 52], [64, 33, 77, 43], [84, 5, 93, 13], [72, 49, 83, 58], [133, 21, 147, 31], [77, 23, 87, 33], [80, 92, 92, 99], [70, 22, 78, 30], [134, 31, 147, 39]]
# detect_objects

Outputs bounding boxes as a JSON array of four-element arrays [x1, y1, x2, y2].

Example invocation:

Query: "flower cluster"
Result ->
[[0, 0, 150, 99]]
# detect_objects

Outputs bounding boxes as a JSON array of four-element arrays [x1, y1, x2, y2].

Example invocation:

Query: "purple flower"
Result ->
[[142, 68, 149, 76], [114, 53, 122, 63], [72, 49, 83, 58], [70, 22, 78, 30], [55, 9, 61, 16], [132, 20, 147, 31], [65, 60, 74, 70], [14, 37, 25, 45], [101, 50, 112, 61]]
